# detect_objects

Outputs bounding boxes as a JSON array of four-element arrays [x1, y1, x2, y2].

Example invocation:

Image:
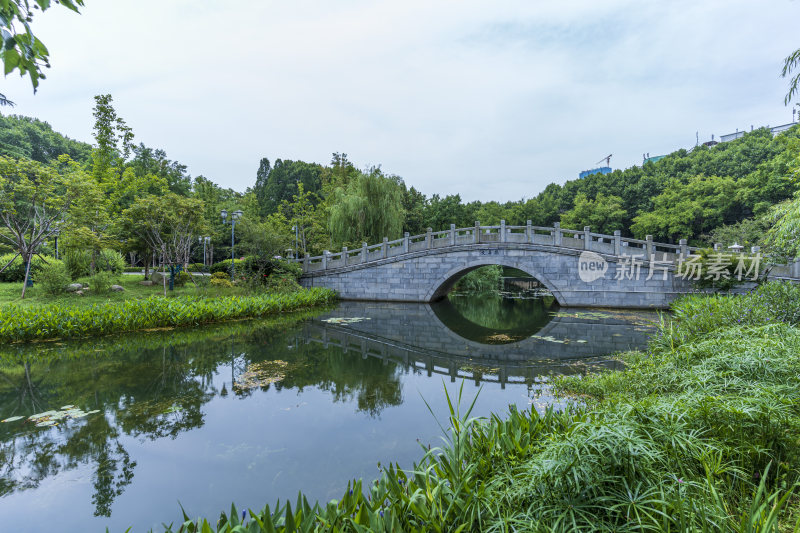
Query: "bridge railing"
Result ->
[[298, 220, 709, 273]]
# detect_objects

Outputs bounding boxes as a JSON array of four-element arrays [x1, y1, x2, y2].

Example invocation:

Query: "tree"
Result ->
[[119, 194, 207, 294], [631, 175, 739, 243], [560, 193, 627, 234], [253, 158, 323, 216], [783, 48, 800, 105], [328, 168, 404, 246], [0, 155, 81, 297], [91, 94, 134, 183], [0, 0, 85, 91]]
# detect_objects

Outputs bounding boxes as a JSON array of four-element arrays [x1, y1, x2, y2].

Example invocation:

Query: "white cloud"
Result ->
[[2, 0, 798, 201]]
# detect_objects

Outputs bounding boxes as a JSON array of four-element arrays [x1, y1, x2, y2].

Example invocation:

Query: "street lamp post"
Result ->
[[199, 236, 211, 268], [221, 209, 243, 281], [53, 228, 60, 260]]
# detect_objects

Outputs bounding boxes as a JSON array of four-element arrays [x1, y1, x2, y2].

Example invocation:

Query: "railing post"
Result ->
[[342, 246, 348, 266], [526, 220, 532, 243], [645, 235, 653, 261], [553, 222, 562, 246], [426, 227, 432, 249], [475, 221, 481, 244], [382, 237, 388, 258], [614, 230, 621, 256], [584, 226, 591, 250], [679, 239, 688, 257], [322, 250, 329, 270], [403, 232, 409, 253], [450, 224, 456, 245], [500, 220, 507, 243], [303, 253, 310, 271], [362, 242, 368, 263]]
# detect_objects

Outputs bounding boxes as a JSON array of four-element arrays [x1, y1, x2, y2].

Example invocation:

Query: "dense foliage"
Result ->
[[160, 282, 800, 532], [0, 287, 335, 342]]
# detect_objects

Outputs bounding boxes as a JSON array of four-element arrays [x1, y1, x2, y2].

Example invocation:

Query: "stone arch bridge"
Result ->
[[298, 222, 800, 309]]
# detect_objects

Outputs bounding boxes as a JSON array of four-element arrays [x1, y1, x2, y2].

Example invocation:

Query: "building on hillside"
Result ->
[[642, 152, 666, 164], [720, 122, 798, 143], [578, 166, 612, 179]]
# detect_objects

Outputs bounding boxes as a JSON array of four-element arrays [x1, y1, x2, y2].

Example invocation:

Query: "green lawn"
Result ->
[[0, 275, 249, 310]]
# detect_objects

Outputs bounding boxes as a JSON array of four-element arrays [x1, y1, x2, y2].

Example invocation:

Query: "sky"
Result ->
[[2, 0, 799, 202]]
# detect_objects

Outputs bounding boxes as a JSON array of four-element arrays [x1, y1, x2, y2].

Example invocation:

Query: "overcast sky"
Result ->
[[2, 0, 799, 201]]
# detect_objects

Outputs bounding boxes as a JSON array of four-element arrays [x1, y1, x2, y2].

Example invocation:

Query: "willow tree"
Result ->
[[327, 169, 405, 247]]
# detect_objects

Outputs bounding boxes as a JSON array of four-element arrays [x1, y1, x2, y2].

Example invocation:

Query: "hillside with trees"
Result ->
[[1, 101, 798, 281]]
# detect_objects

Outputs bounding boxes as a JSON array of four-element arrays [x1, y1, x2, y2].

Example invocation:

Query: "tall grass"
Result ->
[[160, 282, 800, 532], [0, 287, 336, 342]]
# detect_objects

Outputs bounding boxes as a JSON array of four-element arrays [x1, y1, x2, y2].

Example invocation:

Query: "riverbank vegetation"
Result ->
[[0, 286, 335, 343], [164, 281, 800, 532], [2, 106, 799, 303]]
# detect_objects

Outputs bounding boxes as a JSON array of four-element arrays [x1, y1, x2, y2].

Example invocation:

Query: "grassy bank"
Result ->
[[0, 286, 336, 343], [164, 282, 800, 532]]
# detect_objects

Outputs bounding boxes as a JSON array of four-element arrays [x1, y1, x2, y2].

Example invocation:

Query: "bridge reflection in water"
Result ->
[[297, 299, 657, 389]]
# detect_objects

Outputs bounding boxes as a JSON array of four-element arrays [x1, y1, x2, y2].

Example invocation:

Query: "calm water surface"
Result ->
[[0, 296, 657, 531]]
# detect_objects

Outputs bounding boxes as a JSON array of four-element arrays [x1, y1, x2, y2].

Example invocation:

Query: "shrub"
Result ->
[[64, 248, 126, 278], [89, 271, 116, 295], [37, 262, 71, 295], [175, 271, 192, 286], [0, 253, 63, 282], [263, 274, 302, 293], [211, 271, 229, 281], [97, 249, 126, 274], [210, 277, 233, 288], [210, 258, 246, 275]]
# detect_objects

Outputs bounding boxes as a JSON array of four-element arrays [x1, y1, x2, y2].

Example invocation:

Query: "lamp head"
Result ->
[[220, 209, 228, 222], [232, 210, 243, 221]]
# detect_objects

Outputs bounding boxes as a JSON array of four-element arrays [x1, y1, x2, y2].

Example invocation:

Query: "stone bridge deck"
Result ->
[[298, 222, 800, 308]]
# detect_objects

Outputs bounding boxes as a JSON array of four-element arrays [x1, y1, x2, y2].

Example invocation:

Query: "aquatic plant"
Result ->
[[158, 282, 800, 532], [0, 287, 336, 342]]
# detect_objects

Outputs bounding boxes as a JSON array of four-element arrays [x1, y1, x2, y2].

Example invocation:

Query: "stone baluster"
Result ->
[[645, 235, 654, 261], [475, 221, 481, 244], [500, 220, 507, 243], [526, 220, 532, 243], [322, 250, 329, 270], [342, 246, 348, 266], [450, 224, 456, 246], [382, 237, 388, 258], [403, 232, 409, 253], [362, 242, 368, 263], [303, 253, 310, 271], [553, 222, 562, 246], [614, 230, 621, 256], [426, 227, 432, 249], [584, 226, 591, 250], [680, 239, 688, 257]]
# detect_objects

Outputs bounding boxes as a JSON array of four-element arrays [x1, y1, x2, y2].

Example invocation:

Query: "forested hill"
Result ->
[[253, 125, 800, 251], [0, 114, 93, 164], [2, 105, 798, 259]]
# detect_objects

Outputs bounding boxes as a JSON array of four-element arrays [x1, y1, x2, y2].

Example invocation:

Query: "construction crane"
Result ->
[[596, 154, 612, 167]]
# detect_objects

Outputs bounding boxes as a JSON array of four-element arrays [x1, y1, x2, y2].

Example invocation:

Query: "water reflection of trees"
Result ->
[[0, 313, 404, 514], [447, 294, 554, 330]]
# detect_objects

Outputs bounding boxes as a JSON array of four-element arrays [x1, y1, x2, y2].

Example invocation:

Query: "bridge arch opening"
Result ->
[[425, 261, 565, 306]]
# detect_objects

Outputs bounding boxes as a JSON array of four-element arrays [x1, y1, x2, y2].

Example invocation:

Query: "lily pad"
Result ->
[[61, 405, 76, 410], [322, 317, 371, 325], [1, 416, 24, 423], [35, 420, 56, 427]]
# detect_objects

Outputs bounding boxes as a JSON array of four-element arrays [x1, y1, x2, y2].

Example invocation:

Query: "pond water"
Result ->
[[0, 295, 658, 532]]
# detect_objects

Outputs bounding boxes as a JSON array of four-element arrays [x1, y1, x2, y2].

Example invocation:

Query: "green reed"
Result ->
[[0, 287, 336, 343]]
